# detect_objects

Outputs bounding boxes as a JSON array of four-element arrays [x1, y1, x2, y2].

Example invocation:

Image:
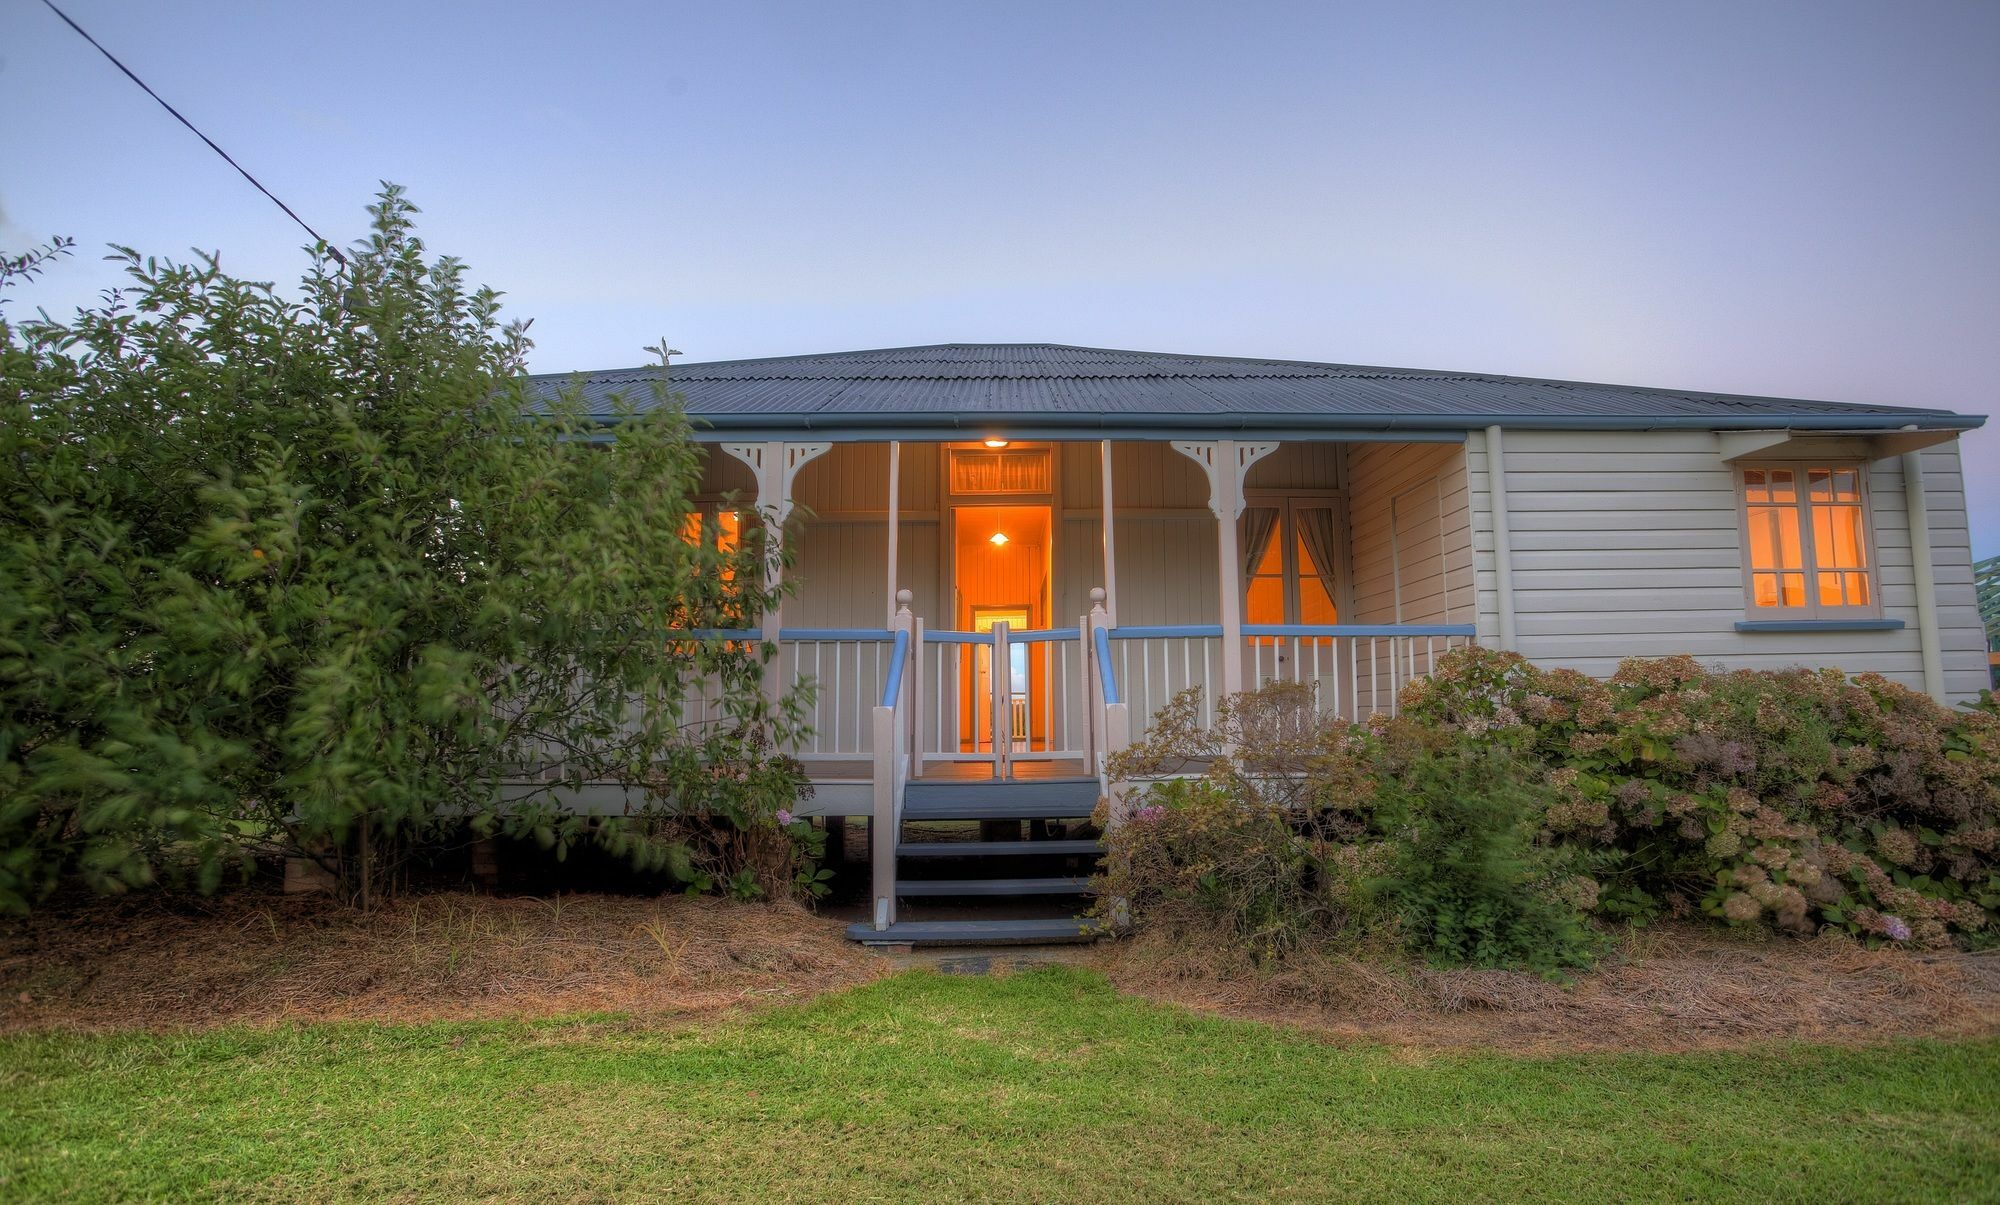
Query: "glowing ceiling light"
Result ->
[[983, 438, 1010, 449], [989, 531, 1009, 546]]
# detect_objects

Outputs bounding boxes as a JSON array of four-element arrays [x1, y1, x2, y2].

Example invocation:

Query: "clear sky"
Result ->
[[5, 0, 1995, 555]]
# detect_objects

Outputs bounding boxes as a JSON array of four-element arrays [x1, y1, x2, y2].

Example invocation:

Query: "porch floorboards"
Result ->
[[804, 758, 1090, 783]]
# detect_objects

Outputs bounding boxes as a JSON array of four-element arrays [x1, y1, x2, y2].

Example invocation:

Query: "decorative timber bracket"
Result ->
[[721, 440, 831, 526], [1170, 439, 1279, 521]]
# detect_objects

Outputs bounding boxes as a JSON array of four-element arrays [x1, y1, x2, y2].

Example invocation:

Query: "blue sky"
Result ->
[[5, 0, 1995, 555]]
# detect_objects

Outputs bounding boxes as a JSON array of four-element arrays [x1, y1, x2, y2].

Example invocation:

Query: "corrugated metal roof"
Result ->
[[525, 343, 1983, 435]]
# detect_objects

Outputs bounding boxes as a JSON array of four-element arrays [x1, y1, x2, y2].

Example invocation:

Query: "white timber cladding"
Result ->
[[1465, 429, 1987, 704], [1345, 441, 1473, 625]]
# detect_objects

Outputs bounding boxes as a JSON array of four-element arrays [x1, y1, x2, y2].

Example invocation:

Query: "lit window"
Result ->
[[950, 445, 1050, 494], [681, 506, 745, 579], [1242, 502, 1340, 632], [1245, 522, 1285, 627], [1741, 466, 1874, 615]]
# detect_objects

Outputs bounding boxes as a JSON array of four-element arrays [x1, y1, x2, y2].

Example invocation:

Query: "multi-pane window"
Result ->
[[1741, 466, 1874, 615]]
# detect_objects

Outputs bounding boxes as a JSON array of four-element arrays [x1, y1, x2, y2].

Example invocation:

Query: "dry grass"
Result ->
[[0, 890, 884, 1033], [12, 890, 2000, 1056], [1096, 923, 2000, 1053]]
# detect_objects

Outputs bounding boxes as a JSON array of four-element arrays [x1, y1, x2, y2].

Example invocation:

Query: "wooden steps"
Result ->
[[854, 775, 1109, 947], [896, 838, 1101, 858], [901, 778, 1100, 821], [898, 876, 1092, 897], [846, 917, 1099, 946]]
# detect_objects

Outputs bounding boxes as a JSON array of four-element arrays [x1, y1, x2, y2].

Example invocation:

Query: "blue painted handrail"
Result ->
[[922, 627, 1081, 643], [1010, 627, 1080, 642], [1240, 623, 1476, 638], [778, 628, 895, 641], [879, 628, 910, 708], [1093, 626, 1120, 705], [1107, 624, 1225, 639], [922, 629, 989, 645]]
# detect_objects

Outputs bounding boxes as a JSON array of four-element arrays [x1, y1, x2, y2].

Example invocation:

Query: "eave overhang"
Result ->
[[566, 408, 1985, 444]]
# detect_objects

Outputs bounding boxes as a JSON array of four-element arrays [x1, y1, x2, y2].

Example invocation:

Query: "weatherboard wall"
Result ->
[[1468, 430, 1987, 703], [1346, 441, 1474, 626]]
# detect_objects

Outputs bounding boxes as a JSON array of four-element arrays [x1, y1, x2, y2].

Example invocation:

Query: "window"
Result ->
[[1242, 501, 1341, 628], [681, 506, 744, 578], [950, 445, 1050, 495], [1740, 466, 1874, 615]]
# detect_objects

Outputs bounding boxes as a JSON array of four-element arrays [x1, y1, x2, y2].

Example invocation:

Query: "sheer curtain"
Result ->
[[1239, 507, 1280, 580], [1294, 506, 1340, 618]]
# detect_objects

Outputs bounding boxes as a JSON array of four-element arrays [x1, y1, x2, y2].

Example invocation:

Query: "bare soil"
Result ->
[[1094, 924, 2000, 1053], [0, 889, 884, 1033]]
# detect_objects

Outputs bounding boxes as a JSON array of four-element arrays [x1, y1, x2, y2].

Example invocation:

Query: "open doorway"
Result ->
[[953, 504, 1050, 753]]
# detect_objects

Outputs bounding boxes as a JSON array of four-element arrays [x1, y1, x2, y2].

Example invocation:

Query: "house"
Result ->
[[532, 343, 1989, 944]]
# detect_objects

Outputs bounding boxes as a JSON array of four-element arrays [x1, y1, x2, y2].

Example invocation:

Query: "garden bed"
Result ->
[[9, 888, 2000, 1055], [0, 889, 883, 1033], [1098, 923, 2000, 1053]]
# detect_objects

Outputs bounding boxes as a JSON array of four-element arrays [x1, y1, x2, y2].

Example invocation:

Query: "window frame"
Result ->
[[1241, 491, 1350, 626], [1733, 462, 1883, 620]]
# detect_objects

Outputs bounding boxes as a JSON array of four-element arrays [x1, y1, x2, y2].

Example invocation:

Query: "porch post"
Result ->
[[1100, 439, 1119, 626], [721, 440, 831, 703], [1172, 439, 1278, 699], [1090, 587, 1135, 932], [870, 590, 916, 930], [1215, 468, 1245, 698], [885, 440, 901, 626]]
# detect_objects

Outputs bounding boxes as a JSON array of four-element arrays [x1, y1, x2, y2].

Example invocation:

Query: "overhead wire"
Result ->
[[37, 0, 348, 264]]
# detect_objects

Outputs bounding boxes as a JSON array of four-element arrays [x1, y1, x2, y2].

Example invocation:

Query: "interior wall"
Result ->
[[952, 505, 1050, 627]]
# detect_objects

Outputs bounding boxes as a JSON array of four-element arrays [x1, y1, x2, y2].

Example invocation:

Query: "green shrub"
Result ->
[[1099, 685, 1601, 971], [1369, 737, 1603, 974], [0, 189, 802, 910]]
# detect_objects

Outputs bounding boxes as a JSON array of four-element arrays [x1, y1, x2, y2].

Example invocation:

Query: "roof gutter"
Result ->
[[578, 408, 1985, 437]]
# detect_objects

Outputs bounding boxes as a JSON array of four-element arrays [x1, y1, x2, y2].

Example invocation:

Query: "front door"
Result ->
[[970, 607, 1032, 754], [953, 504, 1050, 756]]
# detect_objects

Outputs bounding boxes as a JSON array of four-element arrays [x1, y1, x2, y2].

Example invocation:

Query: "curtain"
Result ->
[[1239, 507, 1281, 580], [1294, 506, 1340, 613]]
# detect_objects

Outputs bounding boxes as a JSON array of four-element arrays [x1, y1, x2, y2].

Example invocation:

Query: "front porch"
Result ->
[[705, 436, 1477, 782], [689, 435, 1478, 940]]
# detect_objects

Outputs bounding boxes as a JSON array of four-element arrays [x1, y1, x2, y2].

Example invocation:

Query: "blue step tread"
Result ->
[[903, 778, 1101, 820], [897, 839, 1102, 858], [846, 917, 1100, 946], [899, 876, 1093, 897]]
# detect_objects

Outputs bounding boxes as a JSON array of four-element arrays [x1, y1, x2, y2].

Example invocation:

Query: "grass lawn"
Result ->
[[3, 967, 1997, 1203]]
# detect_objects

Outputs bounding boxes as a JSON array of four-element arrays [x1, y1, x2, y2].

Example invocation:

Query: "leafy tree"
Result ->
[[0, 187, 800, 910]]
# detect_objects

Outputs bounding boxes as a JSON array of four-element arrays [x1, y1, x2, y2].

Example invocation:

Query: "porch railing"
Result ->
[[1242, 624, 1478, 722], [917, 624, 1091, 774], [1091, 622, 1474, 729], [779, 628, 896, 758], [673, 618, 1476, 761], [1104, 625, 1225, 731]]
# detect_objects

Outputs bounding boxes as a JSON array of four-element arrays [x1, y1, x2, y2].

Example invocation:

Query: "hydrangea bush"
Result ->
[[1101, 651, 2000, 969], [1400, 649, 2000, 948]]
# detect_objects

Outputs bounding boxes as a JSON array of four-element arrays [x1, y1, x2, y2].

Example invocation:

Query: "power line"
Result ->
[[38, 0, 347, 265]]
